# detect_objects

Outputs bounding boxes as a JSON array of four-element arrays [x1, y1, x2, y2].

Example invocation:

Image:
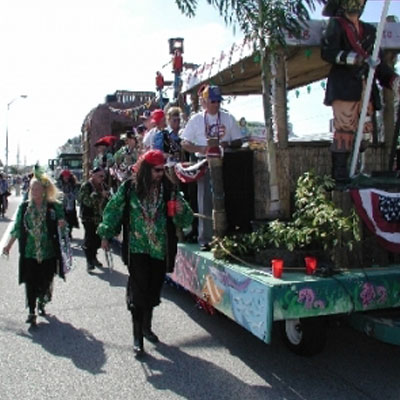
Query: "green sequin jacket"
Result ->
[[97, 180, 193, 261]]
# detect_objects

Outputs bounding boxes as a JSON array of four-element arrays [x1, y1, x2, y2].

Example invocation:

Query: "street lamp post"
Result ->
[[5, 95, 27, 174]]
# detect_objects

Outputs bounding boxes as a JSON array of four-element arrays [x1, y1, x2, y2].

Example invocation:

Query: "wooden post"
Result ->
[[272, 49, 290, 218], [207, 139, 227, 238], [191, 91, 199, 113], [257, 0, 280, 219], [273, 49, 289, 148], [253, 149, 270, 220]]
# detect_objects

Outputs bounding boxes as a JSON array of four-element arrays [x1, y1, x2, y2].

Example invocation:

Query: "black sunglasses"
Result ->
[[152, 167, 164, 173]]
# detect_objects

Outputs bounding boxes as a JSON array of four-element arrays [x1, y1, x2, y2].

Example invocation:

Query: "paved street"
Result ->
[[1, 193, 400, 400]]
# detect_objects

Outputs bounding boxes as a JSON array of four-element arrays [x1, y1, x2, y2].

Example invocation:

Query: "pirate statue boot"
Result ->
[[142, 307, 159, 343], [331, 152, 350, 183], [132, 307, 144, 356]]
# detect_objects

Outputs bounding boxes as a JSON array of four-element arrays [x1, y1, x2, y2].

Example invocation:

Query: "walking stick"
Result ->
[[104, 249, 114, 272]]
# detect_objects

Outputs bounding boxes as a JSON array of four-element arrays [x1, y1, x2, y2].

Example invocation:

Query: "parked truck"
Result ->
[[48, 152, 83, 183]]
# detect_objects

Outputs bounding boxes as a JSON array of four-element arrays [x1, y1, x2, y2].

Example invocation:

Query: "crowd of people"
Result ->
[[2, 0, 400, 362], [0, 173, 32, 217], [1, 84, 246, 357]]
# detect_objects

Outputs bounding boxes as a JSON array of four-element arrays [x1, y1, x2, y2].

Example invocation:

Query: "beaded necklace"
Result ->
[[138, 184, 163, 245], [23, 201, 47, 264], [204, 111, 221, 139]]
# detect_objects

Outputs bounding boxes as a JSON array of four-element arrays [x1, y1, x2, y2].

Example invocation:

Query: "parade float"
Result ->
[[81, 90, 155, 180], [169, 15, 400, 355]]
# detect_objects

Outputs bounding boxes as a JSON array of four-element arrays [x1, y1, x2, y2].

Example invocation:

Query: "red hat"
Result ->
[[143, 149, 165, 166], [95, 135, 118, 147], [132, 150, 165, 172], [150, 109, 165, 125], [60, 169, 72, 178]]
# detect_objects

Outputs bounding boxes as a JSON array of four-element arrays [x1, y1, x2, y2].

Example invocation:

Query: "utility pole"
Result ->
[[5, 95, 28, 174]]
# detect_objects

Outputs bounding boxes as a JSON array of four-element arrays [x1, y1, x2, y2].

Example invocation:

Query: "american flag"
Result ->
[[351, 188, 400, 253]]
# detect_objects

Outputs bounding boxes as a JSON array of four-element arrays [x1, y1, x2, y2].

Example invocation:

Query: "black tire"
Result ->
[[279, 317, 328, 356]]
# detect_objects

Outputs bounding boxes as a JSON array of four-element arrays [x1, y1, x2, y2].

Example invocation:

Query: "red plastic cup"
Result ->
[[271, 259, 284, 278], [305, 256, 318, 275], [167, 200, 177, 217]]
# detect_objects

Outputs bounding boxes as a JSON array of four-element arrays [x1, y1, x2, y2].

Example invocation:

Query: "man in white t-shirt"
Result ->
[[181, 85, 242, 250]]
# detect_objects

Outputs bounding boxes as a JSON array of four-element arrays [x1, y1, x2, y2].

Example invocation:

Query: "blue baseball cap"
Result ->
[[203, 85, 223, 102]]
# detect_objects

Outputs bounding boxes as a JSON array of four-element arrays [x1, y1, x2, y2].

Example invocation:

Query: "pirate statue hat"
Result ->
[[322, 0, 367, 17]]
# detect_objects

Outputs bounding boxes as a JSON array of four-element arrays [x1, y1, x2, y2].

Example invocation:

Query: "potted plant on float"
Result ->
[[213, 171, 361, 268]]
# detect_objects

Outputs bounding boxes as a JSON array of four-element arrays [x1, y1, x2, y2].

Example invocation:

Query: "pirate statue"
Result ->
[[321, 0, 400, 181]]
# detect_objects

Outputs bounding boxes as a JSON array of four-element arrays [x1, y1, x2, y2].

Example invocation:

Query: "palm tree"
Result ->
[[174, 0, 323, 218], [175, 0, 319, 46]]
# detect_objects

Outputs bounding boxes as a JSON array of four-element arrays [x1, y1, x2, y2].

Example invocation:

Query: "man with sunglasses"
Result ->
[[181, 85, 242, 250], [98, 150, 193, 356]]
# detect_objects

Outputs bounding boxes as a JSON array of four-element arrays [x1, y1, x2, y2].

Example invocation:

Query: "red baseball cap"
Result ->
[[150, 109, 165, 125]]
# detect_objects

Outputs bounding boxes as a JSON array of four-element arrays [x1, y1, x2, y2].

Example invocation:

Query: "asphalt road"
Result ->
[[1, 193, 400, 400]]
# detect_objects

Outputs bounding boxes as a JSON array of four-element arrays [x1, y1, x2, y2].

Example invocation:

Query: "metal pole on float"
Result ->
[[349, 0, 391, 177]]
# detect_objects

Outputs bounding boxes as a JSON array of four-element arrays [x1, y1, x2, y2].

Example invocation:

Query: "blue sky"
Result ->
[[0, 0, 399, 166]]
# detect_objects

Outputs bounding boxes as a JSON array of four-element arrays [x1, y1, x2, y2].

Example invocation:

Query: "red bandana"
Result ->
[[132, 150, 165, 172], [143, 150, 165, 166]]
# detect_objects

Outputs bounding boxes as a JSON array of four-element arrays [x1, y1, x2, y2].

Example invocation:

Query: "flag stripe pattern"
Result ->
[[350, 188, 400, 253]]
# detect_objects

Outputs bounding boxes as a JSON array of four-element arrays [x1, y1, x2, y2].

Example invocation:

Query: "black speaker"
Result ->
[[223, 150, 254, 233]]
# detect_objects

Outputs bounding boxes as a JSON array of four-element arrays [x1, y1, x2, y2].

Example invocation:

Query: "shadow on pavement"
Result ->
[[18, 315, 106, 375], [142, 342, 268, 399], [0, 215, 12, 223], [71, 237, 128, 287], [92, 266, 128, 288], [161, 281, 400, 400]]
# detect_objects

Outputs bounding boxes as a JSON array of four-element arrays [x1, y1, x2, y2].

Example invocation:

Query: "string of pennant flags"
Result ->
[[107, 98, 156, 120], [182, 37, 325, 94], [183, 38, 254, 87], [295, 81, 326, 98], [105, 39, 326, 120]]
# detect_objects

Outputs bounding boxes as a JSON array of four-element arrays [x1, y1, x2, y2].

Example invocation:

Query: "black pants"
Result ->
[[65, 208, 79, 234], [24, 258, 56, 314], [127, 253, 166, 309], [82, 220, 101, 263], [0, 193, 7, 215]]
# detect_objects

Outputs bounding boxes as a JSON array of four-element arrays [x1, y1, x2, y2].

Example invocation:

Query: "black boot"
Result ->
[[132, 309, 144, 356], [93, 257, 103, 268], [87, 260, 95, 272], [331, 152, 350, 183], [84, 248, 96, 272], [38, 299, 46, 316], [142, 307, 159, 343], [26, 306, 37, 325]]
